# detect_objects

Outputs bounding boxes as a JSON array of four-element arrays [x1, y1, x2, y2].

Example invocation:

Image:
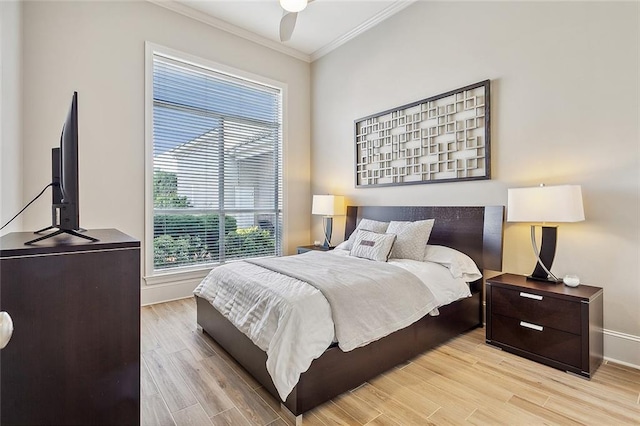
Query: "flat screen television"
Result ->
[[25, 92, 98, 244]]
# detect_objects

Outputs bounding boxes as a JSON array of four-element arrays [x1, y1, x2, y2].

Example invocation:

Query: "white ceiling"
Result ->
[[150, 0, 416, 62]]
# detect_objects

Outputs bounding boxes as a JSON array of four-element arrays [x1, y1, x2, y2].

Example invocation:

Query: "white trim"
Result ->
[[280, 74, 290, 255], [145, 42, 288, 92], [142, 294, 193, 307], [144, 42, 287, 282], [144, 42, 154, 283], [603, 328, 640, 369], [309, 0, 417, 62], [144, 266, 211, 287], [604, 328, 640, 344], [604, 357, 640, 371], [146, 0, 311, 63], [147, 0, 416, 63], [141, 279, 202, 306]]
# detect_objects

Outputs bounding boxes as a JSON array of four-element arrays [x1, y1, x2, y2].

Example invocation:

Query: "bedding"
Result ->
[[194, 249, 476, 402], [387, 219, 435, 261], [335, 218, 389, 251], [424, 244, 483, 282], [194, 260, 333, 401], [332, 248, 472, 308], [349, 229, 396, 261], [248, 251, 438, 352]]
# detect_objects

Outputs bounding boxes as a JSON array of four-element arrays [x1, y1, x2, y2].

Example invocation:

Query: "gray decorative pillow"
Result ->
[[386, 219, 435, 261], [341, 219, 389, 251], [350, 230, 396, 262]]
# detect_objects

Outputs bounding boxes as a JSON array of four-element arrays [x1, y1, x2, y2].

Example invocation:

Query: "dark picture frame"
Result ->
[[354, 80, 491, 188]]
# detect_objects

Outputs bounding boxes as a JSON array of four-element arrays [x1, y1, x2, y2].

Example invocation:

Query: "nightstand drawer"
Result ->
[[491, 314, 582, 368], [491, 286, 582, 334]]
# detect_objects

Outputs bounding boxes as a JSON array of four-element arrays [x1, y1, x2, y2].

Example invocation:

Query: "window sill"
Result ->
[[144, 265, 215, 286]]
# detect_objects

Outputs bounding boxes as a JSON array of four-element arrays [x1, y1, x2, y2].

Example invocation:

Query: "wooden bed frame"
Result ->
[[196, 206, 504, 417]]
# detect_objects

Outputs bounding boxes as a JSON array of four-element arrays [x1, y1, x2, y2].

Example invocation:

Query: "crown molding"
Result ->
[[148, 0, 415, 63], [310, 0, 417, 61], [147, 0, 312, 63]]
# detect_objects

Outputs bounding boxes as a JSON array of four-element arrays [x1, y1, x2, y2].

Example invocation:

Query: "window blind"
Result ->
[[151, 54, 283, 272]]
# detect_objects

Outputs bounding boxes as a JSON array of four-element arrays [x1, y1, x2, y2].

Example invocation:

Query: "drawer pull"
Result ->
[[520, 292, 543, 301], [520, 321, 544, 332]]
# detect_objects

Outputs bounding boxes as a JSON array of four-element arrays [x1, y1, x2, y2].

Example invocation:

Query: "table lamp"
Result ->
[[312, 195, 345, 248], [507, 184, 584, 283]]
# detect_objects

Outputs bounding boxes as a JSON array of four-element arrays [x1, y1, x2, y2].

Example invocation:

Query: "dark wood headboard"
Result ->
[[344, 206, 504, 271]]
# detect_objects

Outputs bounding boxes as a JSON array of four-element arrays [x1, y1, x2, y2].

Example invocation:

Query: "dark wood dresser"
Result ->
[[486, 273, 603, 379], [0, 229, 140, 425]]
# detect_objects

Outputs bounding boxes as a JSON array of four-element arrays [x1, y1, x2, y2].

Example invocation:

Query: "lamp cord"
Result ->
[[0, 183, 54, 231]]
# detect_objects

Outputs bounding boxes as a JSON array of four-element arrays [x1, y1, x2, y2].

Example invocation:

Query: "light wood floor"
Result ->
[[141, 298, 640, 425]]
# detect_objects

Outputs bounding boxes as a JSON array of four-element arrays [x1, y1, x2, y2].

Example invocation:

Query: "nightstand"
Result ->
[[486, 273, 603, 379], [296, 245, 332, 254]]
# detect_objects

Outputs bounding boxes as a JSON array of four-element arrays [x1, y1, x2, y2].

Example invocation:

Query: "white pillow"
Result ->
[[388, 259, 471, 307], [338, 219, 389, 251], [350, 230, 396, 262], [386, 219, 435, 261], [423, 245, 482, 282]]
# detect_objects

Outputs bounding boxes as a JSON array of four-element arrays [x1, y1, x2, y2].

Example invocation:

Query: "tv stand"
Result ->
[[34, 224, 89, 233], [25, 227, 99, 245], [34, 225, 57, 234]]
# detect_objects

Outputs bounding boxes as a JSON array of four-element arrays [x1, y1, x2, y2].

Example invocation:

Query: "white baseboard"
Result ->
[[140, 279, 201, 306], [603, 328, 640, 369]]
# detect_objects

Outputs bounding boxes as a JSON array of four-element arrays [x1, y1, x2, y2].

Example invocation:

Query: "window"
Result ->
[[146, 47, 283, 276]]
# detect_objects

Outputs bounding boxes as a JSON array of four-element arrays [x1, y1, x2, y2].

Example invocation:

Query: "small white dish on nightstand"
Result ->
[[563, 275, 580, 287]]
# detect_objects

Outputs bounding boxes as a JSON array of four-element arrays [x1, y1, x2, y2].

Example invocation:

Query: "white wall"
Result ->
[[0, 0, 23, 235], [20, 1, 311, 303], [311, 2, 639, 366]]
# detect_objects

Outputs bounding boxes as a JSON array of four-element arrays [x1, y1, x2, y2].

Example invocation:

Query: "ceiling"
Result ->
[[150, 0, 416, 62]]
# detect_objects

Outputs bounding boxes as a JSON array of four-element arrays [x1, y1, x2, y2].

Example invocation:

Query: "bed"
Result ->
[[195, 205, 504, 418]]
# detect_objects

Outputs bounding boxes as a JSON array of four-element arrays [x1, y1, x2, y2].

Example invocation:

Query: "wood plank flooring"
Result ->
[[141, 298, 640, 425]]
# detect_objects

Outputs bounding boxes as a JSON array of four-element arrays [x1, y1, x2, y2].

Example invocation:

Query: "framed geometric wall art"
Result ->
[[354, 80, 490, 188]]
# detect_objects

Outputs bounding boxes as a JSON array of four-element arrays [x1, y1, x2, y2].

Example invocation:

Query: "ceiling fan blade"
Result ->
[[279, 12, 298, 42]]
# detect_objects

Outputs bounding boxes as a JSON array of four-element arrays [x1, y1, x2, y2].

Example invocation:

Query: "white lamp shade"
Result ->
[[507, 185, 585, 223], [280, 0, 307, 13], [312, 195, 346, 216]]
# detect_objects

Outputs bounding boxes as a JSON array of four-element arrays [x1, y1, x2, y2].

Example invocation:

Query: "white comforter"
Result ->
[[193, 250, 471, 401], [248, 252, 439, 352]]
